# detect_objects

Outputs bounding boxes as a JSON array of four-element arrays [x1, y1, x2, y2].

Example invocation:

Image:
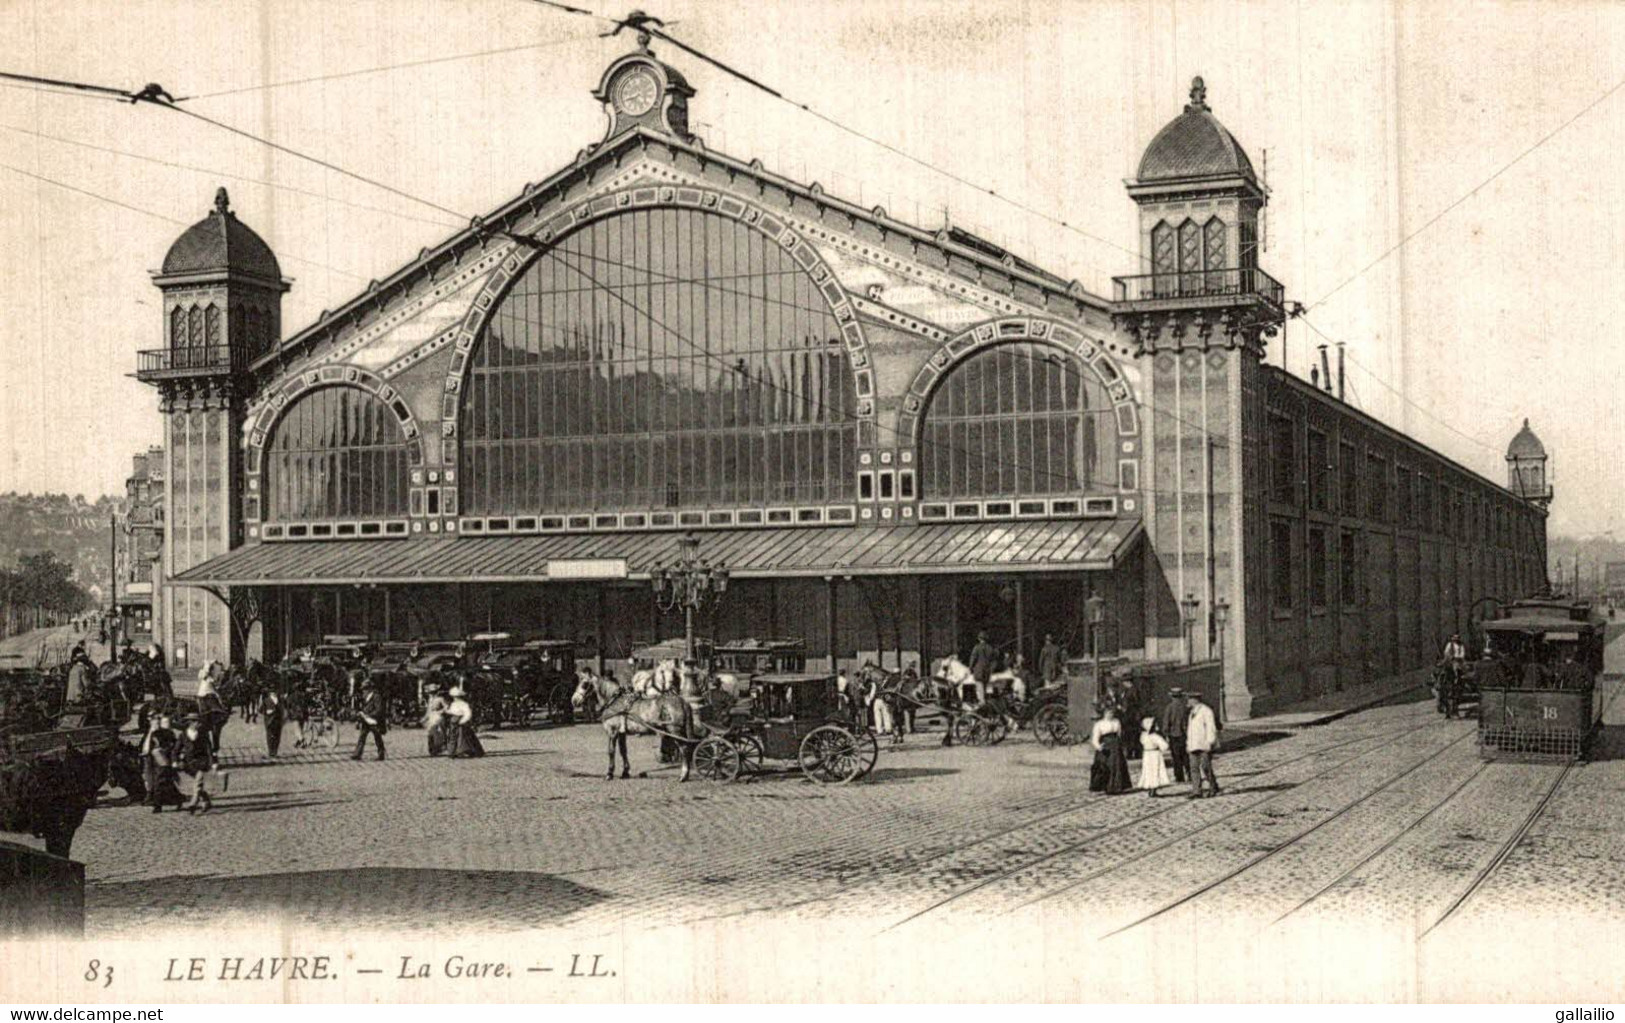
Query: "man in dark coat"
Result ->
[[261, 686, 285, 758], [351, 677, 388, 761], [1158, 686, 1190, 783], [1038, 633, 1065, 687], [968, 631, 997, 702]]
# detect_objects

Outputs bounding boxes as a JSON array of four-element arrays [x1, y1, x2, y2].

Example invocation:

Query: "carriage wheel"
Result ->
[[984, 715, 1010, 746], [735, 733, 765, 774], [799, 725, 863, 784], [951, 714, 978, 745], [1034, 704, 1070, 747], [692, 736, 742, 782], [853, 728, 880, 779]]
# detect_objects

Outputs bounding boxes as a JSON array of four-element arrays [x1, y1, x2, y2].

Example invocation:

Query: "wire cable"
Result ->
[[173, 32, 603, 102], [1306, 70, 1625, 313], [0, 122, 465, 231], [0, 161, 367, 281]]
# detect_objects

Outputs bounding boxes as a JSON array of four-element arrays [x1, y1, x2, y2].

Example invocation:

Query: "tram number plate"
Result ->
[[1543, 706, 1558, 720]]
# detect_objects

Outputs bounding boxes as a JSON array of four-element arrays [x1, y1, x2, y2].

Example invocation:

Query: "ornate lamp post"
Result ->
[[651, 532, 729, 663], [1180, 592, 1202, 665], [1213, 597, 1230, 725], [1085, 593, 1106, 702]]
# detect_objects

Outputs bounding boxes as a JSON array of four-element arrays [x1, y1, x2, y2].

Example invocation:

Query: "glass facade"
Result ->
[[461, 207, 858, 515], [917, 342, 1113, 498], [265, 386, 411, 521]]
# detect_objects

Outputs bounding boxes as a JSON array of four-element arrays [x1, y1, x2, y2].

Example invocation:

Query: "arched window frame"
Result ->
[[442, 193, 878, 531], [898, 318, 1141, 520], [244, 369, 425, 539]]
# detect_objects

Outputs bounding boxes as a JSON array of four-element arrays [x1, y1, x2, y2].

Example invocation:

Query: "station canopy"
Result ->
[[172, 519, 1141, 587]]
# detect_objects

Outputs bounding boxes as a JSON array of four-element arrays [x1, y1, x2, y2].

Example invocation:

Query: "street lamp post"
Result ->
[[650, 532, 730, 663], [1180, 592, 1202, 666], [1213, 597, 1230, 725], [1085, 593, 1105, 703]]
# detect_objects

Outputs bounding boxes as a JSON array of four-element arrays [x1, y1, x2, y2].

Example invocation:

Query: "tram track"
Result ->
[[1416, 760, 1573, 939], [1098, 729, 1480, 939], [880, 709, 1459, 932]]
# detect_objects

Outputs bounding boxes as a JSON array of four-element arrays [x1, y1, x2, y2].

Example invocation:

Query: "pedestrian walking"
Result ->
[[1137, 717, 1173, 797], [351, 677, 388, 761], [141, 711, 184, 813], [1186, 693, 1222, 799], [1158, 686, 1191, 783], [423, 682, 450, 756], [176, 715, 215, 814], [445, 685, 485, 759], [260, 686, 284, 758], [1089, 705, 1133, 795]]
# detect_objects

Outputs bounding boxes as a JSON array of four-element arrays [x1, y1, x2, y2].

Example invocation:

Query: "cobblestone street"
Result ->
[[36, 631, 1618, 1000]]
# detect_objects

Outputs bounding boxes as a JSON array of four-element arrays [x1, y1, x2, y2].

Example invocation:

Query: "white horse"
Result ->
[[934, 654, 981, 704]]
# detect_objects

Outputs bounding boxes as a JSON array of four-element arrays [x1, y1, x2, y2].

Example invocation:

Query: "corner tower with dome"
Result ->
[[137, 187, 289, 669], [1506, 419, 1552, 509]]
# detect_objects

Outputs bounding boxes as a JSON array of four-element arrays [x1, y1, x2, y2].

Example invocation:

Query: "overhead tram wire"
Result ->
[[1305, 70, 1625, 313], [0, 161, 369, 282], [171, 32, 604, 102], [1295, 313, 1498, 455], [0, 122, 466, 231], [517, 2, 1143, 272]]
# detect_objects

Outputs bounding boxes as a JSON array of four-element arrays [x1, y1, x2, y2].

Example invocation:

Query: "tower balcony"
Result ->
[[1111, 266, 1285, 321], [134, 344, 244, 382]]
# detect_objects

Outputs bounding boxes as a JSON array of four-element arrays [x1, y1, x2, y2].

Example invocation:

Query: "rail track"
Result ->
[[881, 707, 1460, 932]]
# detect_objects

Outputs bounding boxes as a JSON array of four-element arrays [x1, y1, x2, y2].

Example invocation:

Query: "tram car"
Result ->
[[1475, 598, 1606, 762], [710, 638, 805, 695]]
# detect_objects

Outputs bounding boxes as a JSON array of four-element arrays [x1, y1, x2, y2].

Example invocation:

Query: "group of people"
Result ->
[[1089, 685, 1222, 798], [137, 707, 219, 814]]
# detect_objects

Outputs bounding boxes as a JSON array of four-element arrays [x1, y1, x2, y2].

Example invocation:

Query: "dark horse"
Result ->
[[571, 672, 697, 781]]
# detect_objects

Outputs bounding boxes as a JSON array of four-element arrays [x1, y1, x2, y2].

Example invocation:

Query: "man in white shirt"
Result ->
[[1186, 693, 1221, 799], [1440, 634, 1467, 718]]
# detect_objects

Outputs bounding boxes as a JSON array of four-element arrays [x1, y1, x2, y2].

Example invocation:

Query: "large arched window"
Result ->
[[461, 207, 858, 515], [265, 386, 412, 522], [918, 343, 1116, 499]]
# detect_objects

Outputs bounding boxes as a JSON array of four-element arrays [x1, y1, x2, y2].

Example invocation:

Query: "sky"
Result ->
[[2, 0, 1623, 538]]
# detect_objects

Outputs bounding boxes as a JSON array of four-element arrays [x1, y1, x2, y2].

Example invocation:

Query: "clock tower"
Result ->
[[593, 38, 695, 142]]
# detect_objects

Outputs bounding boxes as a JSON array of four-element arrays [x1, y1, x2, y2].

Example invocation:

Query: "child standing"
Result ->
[[1137, 716, 1173, 797]]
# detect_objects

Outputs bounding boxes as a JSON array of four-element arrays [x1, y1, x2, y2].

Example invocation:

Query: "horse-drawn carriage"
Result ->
[[471, 638, 583, 726], [0, 663, 124, 858], [711, 639, 805, 687], [1475, 598, 1607, 762], [367, 641, 423, 727], [690, 672, 880, 784]]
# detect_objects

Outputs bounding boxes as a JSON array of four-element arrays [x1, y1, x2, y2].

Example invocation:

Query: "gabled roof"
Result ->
[[252, 123, 1109, 379]]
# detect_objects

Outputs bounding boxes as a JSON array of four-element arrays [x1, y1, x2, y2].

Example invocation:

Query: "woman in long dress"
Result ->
[[422, 683, 450, 757], [1137, 717, 1173, 797], [1089, 706, 1133, 795], [445, 685, 485, 759]]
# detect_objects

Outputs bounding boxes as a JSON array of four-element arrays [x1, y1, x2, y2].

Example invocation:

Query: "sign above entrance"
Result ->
[[547, 558, 629, 580]]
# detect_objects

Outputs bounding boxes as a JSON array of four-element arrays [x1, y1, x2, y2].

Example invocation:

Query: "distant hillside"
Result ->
[[0, 491, 120, 588]]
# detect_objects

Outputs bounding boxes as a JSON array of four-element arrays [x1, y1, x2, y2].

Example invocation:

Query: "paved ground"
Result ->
[[21, 631, 1625, 1001]]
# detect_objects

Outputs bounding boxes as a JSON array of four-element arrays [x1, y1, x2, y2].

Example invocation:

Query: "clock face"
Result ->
[[615, 70, 660, 116]]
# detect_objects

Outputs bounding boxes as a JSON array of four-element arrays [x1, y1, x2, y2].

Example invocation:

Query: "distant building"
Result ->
[[114, 446, 165, 643], [136, 52, 1550, 714]]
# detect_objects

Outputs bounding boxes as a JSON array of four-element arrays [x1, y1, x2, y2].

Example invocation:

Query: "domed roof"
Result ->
[[1507, 419, 1546, 459], [161, 188, 281, 280], [1136, 77, 1256, 184]]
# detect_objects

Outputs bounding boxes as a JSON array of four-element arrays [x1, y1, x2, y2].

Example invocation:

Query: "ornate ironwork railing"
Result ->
[[135, 345, 242, 376], [1112, 267, 1285, 309]]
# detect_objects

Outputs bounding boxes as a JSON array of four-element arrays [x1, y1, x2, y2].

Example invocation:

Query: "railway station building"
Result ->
[[140, 48, 1550, 719]]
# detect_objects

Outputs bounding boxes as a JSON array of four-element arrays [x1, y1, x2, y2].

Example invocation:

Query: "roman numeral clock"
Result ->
[[593, 42, 695, 142]]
